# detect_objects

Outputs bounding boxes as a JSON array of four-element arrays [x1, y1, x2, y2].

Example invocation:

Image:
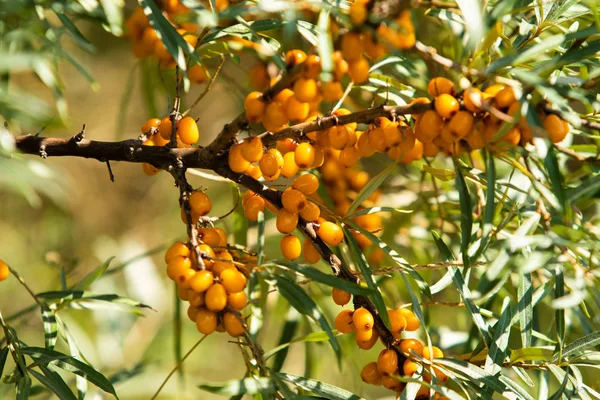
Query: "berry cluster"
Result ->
[[413, 77, 571, 157], [139, 116, 200, 176], [347, 8, 416, 54], [124, 1, 209, 83], [165, 190, 250, 337]]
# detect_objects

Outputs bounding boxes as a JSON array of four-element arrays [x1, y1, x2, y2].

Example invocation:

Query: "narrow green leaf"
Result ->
[[544, 146, 568, 215], [277, 372, 364, 399], [17, 374, 32, 400], [54, 11, 94, 51], [454, 166, 473, 266], [30, 366, 77, 400], [435, 358, 507, 393], [510, 347, 555, 364], [342, 227, 391, 329], [21, 347, 117, 396], [257, 211, 265, 266], [475, 154, 496, 259], [0, 346, 8, 376], [485, 297, 512, 375], [431, 231, 456, 262], [556, 331, 600, 362], [271, 274, 340, 362], [345, 161, 397, 217], [554, 265, 566, 361], [199, 377, 274, 395], [73, 257, 114, 291], [271, 260, 374, 296], [233, 185, 248, 247], [41, 304, 58, 350], [518, 273, 533, 348], [271, 306, 299, 372]]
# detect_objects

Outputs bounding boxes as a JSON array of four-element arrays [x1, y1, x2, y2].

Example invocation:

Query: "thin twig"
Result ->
[[183, 55, 226, 117]]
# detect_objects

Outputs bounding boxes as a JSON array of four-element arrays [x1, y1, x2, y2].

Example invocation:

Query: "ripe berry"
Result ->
[[352, 307, 374, 331], [282, 188, 307, 213], [205, 283, 228, 311], [276, 209, 298, 234], [387, 309, 407, 332], [141, 118, 161, 133], [189, 63, 208, 84], [334, 309, 354, 334], [328, 126, 349, 150], [189, 191, 212, 216], [356, 328, 379, 350], [197, 228, 221, 247], [321, 81, 344, 102], [381, 375, 402, 392], [284, 95, 309, 121], [339, 146, 360, 167], [399, 338, 424, 357], [259, 153, 281, 177], [543, 114, 569, 143], [281, 151, 300, 178], [332, 288, 351, 306], [292, 174, 319, 195], [196, 308, 218, 334], [240, 136, 264, 162], [464, 88, 484, 113], [188, 305, 200, 322], [355, 328, 374, 342], [277, 138, 297, 154], [422, 345, 444, 360], [285, 49, 307, 66], [264, 101, 289, 129], [294, 142, 315, 169], [178, 116, 200, 145], [223, 312, 245, 337], [175, 267, 196, 289], [495, 87, 516, 109], [416, 110, 442, 143], [317, 221, 344, 246], [0, 259, 9, 281], [293, 78, 318, 102], [403, 359, 419, 376], [448, 111, 474, 138], [303, 55, 321, 79], [348, 57, 370, 83], [244, 92, 266, 123], [188, 290, 205, 306], [229, 144, 251, 173], [280, 235, 302, 260], [399, 308, 420, 331], [485, 83, 505, 96], [427, 77, 455, 97], [165, 242, 190, 264], [434, 94, 460, 119], [228, 291, 247, 310], [166, 256, 192, 280], [303, 239, 321, 263], [220, 268, 247, 293], [341, 32, 364, 62], [377, 349, 399, 375], [360, 362, 383, 385], [188, 270, 214, 293], [213, 251, 235, 276]]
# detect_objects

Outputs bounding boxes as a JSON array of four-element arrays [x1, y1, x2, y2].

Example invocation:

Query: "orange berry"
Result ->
[[281, 235, 302, 260], [281, 151, 300, 178], [187, 268, 213, 292], [244, 92, 266, 123], [258, 153, 280, 177], [228, 291, 247, 310], [223, 311, 245, 337], [189, 191, 212, 216], [339, 147, 360, 167], [165, 242, 190, 264], [348, 57, 370, 83], [285, 49, 307, 66], [427, 77, 455, 97], [403, 359, 419, 376], [244, 195, 265, 221], [189, 63, 209, 84], [303, 55, 321, 79], [166, 256, 192, 280], [205, 283, 228, 311], [381, 375, 402, 391], [282, 188, 307, 213], [241, 136, 264, 162], [284, 95, 310, 121], [356, 328, 379, 350], [197, 243, 216, 269], [291, 175, 318, 197], [158, 116, 173, 140], [350, 3, 368, 25], [249, 63, 269, 91], [399, 308, 420, 331], [328, 126, 349, 150], [317, 221, 344, 246], [361, 362, 382, 385], [415, 110, 442, 143], [276, 138, 297, 154], [334, 309, 354, 334], [387, 309, 407, 332], [464, 88, 484, 113], [220, 268, 247, 293], [264, 101, 289, 128], [448, 111, 474, 138], [294, 142, 316, 169], [188, 290, 205, 306], [434, 94, 460, 119], [0, 260, 9, 281], [355, 328, 374, 341], [377, 349, 399, 375], [399, 338, 424, 357], [229, 144, 251, 173], [276, 209, 298, 234], [303, 239, 321, 264], [293, 78, 318, 102], [341, 32, 364, 62], [175, 267, 196, 289], [422, 345, 444, 360], [543, 114, 569, 143], [177, 116, 200, 145], [352, 307, 374, 331], [246, 163, 263, 180], [141, 118, 161, 134], [196, 308, 218, 334], [494, 87, 516, 109], [321, 81, 344, 102], [213, 251, 235, 276], [485, 83, 505, 96], [332, 288, 351, 306]]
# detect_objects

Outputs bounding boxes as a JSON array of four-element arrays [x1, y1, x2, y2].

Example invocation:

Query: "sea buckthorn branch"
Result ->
[[258, 101, 433, 147], [212, 163, 400, 350], [203, 64, 305, 155]]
